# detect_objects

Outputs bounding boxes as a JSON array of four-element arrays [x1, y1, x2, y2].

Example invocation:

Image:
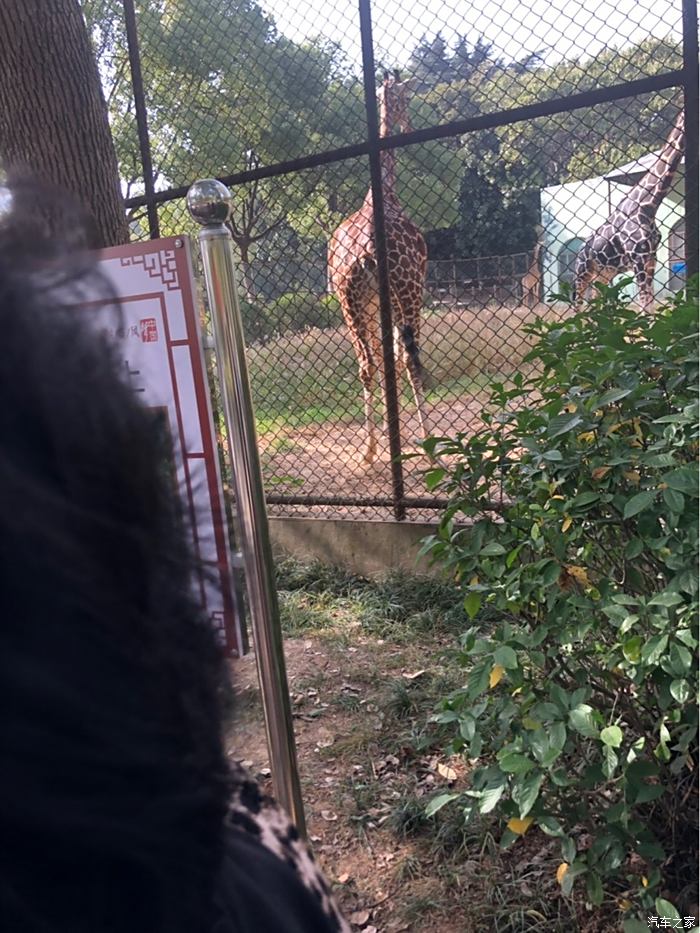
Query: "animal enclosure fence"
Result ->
[[91, 0, 698, 521]]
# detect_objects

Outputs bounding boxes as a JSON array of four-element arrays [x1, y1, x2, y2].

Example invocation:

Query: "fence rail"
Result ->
[[94, 0, 698, 521]]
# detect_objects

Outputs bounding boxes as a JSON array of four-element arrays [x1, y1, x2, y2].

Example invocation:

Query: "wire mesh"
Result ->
[[87, 0, 695, 521]]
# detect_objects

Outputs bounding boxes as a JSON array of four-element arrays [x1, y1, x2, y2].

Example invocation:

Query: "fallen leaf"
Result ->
[[321, 810, 338, 822], [591, 465, 611, 480], [618, 898, 632, 911], [556, 863, 569, 884], [337, 872, 350, 884], [490, 664, 505, 688], [564, 564, 590, 586], [350, 910, 371, 926], [365, 927, 378, 933], [402, 669, 426, 680], [507, 816, 534, 835], [437, 762, 457, 781]]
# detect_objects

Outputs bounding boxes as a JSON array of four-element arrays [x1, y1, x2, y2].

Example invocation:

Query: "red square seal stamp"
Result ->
[[139, 317, 158, 343]]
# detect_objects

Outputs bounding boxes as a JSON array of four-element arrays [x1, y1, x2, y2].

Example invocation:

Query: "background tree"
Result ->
[[0, 0, 128, 247]]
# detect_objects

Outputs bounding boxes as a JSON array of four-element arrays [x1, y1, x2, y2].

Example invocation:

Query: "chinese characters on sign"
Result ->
[[76, 237, 246, 655]]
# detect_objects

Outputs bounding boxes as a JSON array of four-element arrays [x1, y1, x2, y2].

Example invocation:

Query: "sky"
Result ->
[[258, 0, 683, 70]]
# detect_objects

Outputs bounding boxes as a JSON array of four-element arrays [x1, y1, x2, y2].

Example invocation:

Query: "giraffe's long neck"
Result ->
[[379, 87, 397, 201], [629, 115, 685, 211]]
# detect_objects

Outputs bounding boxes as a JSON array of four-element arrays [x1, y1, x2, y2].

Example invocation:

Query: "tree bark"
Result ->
[[0, 0, 129, 248]]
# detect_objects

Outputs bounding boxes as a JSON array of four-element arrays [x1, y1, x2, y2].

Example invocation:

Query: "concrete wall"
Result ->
[[269, 516, 441, 578]]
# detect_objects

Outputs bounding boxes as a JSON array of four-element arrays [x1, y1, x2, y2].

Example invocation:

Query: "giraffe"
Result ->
[[573, 110, 685, 310], [328, 71, 429, 465], [520, 227, 544, 309]]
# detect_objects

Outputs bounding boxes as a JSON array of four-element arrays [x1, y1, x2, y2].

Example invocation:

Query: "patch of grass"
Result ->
[[249, 304, 561, 434]]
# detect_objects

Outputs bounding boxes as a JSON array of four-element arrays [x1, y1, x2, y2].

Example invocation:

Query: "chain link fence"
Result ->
[[86, 0, 698, 521]]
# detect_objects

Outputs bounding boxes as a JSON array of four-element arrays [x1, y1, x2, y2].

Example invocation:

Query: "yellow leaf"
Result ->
[[469, 575, 479, 586], [522, 716, 541, 730], [556, 863, 569, 884], [551, 494, 565, 500], [507, 817, 533, 835], [591, 465, 611, 480], [565, 564, 590, 586], [577, 431, 595, 443], [564, 402, 577, 413], [641, 876, 648, 888], [562, 516, 573, 533], [489, 664, 505, 688], [437, 762, 457, 781], [619, 899, 632, 911], [605, 422, 623, 436], [623, 470, 640, 484]]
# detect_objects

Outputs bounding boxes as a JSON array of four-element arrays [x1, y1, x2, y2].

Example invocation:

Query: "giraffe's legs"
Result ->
[[633, 254, 656, 312], [354, 335, 379, 465]]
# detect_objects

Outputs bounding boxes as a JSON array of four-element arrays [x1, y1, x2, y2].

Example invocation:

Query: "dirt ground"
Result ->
[[260, 395, 489, 521], [226, 618, 597, 933]]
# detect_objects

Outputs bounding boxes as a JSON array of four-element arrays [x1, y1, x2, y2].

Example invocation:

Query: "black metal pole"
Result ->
[[123, 0, 160, 239], [682, 0, 699, 279], [358, 0, 406, 521]]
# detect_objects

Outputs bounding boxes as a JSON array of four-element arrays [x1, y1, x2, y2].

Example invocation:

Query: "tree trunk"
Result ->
[[0, 0, 129, 248], [237, 241, 256, 301]]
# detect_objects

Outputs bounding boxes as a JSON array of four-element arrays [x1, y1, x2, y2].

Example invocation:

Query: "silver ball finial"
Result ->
[[187, 179, 232, 225]]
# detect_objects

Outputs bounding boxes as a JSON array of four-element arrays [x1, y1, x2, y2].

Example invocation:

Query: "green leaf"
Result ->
[[542, 560, 561, 586], [586, 871, 604, 906], [670, 679, 691, 703], [623, 919, 649, 932], [622, 636, 642, 663], [425, 467, 447, 491], [642, 634, 669, 665], [655, 898, 680, 918], [464, 591, 482, 620], [569, 491, 601, 509], [623, 490, 657, 519], [569, 704, 599, 739], [597, 387, 632, 407], [513, 771, 544, 818], [481, 541, 507, 557], [624, 537, 644, 559], [634, 783, 665, 803], [494, 645, 518, 670], [662, 487, 685, 513], [547, 412, 583, 438], [425, 792, 460, 817], [497, 752, 535, 774], [478, 776, 506, 814], [602, 746, 618, 779], [649, 589, 684, 607], [662, 466, 698, 495], [600, 725, 623, 748]]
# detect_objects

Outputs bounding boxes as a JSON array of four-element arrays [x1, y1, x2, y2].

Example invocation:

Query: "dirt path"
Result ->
[[226, 623, 585, 933]]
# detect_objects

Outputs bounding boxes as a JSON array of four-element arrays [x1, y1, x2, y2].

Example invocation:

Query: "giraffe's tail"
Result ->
[[400, 324, 435, 390]]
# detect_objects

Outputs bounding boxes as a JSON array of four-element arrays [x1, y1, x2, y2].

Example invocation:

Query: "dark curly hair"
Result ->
[[0, 202, 231, 933]]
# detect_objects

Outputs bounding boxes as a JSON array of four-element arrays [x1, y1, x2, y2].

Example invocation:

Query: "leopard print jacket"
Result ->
[[226, 762, 351, 933]]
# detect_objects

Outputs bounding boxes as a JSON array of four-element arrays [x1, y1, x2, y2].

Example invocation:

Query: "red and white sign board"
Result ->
[[80, 237, 246, 655]]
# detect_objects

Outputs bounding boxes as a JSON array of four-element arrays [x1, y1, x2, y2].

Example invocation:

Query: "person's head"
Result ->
[[0, 202, 230, 932]]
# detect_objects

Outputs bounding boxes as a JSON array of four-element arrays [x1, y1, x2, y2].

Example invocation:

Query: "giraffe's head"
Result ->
[[379, 70, 414, 136]]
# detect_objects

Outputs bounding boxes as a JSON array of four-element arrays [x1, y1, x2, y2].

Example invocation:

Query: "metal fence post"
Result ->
[[358, 0, 406, 522], [187, 179, 306, 835], [682, 0, 699, 279], [123, 0, 160, 239]]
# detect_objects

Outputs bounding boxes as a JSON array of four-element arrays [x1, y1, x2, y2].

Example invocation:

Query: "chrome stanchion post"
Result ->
[[187, 179, 305, 835]]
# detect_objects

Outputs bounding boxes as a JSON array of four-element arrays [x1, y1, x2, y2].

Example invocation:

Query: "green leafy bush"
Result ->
[[419, 281, 698, 917]]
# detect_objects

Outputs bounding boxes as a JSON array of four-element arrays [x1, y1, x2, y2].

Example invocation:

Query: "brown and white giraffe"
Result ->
[[573, 110, 685, 310], [328, 71, 429, 465]]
